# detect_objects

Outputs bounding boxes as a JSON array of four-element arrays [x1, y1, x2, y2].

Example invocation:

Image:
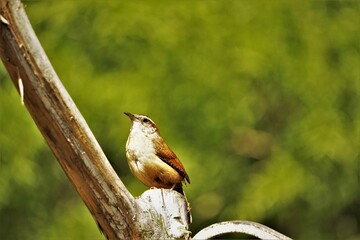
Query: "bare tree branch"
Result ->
[[0, 1, 140, 239], [193, 221, 292, 240]]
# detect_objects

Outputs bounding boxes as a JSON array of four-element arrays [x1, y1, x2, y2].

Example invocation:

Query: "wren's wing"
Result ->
[[154, 138, 190, 184]]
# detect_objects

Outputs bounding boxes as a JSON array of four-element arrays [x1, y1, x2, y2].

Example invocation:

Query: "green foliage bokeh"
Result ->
[[0, 1, 359, 239]]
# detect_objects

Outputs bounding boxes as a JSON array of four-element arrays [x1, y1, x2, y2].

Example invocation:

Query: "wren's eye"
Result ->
[[142, 118, 149, 123]]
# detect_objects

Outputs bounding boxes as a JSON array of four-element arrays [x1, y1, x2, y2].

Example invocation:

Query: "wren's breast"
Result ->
[[125, 130, 183, 188], [126, 127, 155, 161]]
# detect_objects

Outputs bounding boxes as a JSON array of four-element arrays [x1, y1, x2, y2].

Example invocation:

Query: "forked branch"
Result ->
[[0, 1, 191, 239]]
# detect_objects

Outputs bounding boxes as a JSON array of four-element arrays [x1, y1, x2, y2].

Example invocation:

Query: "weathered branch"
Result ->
[[193, 221, 292, 240], [0, 1, 139, 239]]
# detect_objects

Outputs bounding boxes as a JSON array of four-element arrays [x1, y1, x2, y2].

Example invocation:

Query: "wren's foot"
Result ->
[[170, 184, 185, 195]]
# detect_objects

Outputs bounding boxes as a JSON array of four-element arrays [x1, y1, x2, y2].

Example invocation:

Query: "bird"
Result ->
[[124, 112, 190, 195]]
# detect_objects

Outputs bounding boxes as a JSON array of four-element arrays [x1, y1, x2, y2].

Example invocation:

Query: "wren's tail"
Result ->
[[173, 184, 185, 195]]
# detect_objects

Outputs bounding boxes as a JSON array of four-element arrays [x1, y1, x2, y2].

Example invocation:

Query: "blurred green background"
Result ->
[[1, 1, 359, 239]]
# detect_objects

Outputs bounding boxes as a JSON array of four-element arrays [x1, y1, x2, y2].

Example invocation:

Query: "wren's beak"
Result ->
[[124, 112, 136, 121]]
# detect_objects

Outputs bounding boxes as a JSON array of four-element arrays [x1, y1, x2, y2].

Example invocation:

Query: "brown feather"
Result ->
[[153, 137, 190, 184]]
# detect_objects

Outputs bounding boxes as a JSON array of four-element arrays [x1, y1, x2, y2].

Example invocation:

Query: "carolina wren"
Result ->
[[124, 112, 190, 194]]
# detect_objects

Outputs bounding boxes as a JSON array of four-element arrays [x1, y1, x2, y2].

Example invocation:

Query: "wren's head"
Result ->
[[124, 112, 159, 137]]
